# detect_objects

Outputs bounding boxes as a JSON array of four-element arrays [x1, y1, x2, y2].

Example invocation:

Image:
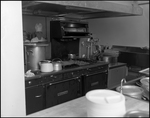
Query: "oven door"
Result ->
[[46, 77, 82, 108], [83, 71, 108, 95]]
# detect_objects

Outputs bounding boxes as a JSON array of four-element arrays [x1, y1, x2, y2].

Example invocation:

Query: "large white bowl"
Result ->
[[86, 89, 126, 117]]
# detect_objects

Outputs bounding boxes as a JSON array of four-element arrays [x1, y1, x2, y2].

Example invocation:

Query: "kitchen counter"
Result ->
[[25, 61, 109, 81], [26, 95, 149, 117]]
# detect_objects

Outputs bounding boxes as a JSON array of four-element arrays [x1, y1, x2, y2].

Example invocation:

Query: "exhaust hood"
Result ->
[[22, 1, 143, 19]]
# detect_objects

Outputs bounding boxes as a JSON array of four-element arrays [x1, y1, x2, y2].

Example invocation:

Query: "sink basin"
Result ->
[[116, 85, 144, 99]]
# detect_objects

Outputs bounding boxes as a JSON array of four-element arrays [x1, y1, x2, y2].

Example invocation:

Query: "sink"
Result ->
[[116, 85, 144, 99]]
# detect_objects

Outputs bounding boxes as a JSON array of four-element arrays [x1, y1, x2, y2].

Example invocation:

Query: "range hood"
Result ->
[[22, 1, 143, 19]]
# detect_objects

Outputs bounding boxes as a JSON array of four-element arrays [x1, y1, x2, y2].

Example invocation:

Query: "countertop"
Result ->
[[25, 62, 126, 81], [109, 62, 126, 69], [27, 95, 149, 117]]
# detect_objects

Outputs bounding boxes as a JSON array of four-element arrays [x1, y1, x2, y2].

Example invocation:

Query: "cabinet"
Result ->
[[46, 77, 82, 108], [25, 85, 45, 115]]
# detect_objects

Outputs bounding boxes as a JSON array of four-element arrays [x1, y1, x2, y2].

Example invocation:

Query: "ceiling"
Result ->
[[22, 1, 143, 20]]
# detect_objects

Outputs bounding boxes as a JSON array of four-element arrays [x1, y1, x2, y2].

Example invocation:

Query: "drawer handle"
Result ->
[[91, 81, 99, 86], [35, 95, 42, 98], [57, 90, 68, 96]]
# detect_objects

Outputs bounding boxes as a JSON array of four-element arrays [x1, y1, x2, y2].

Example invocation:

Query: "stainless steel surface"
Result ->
[[120, 78, 127, 94], [25, 45, 47, 71], [22, 1, 143, 19], [116, 85, 144, 99]]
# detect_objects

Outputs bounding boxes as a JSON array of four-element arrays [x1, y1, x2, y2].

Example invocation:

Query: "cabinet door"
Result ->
[[25, 85, 45, 115], [84, 72, 108, 94]]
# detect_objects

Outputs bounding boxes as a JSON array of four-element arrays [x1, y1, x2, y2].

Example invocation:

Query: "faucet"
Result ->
[[120, 78, 127, 94]]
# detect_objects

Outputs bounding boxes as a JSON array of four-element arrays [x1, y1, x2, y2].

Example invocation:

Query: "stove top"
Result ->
[[61, 58, 97, 69]]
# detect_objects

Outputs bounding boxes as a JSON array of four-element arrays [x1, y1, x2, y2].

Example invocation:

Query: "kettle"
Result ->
[[52, 58, 62, 71], [39, 60, 53, 72]]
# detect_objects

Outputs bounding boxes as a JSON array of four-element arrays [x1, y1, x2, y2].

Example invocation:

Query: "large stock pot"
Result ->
[[24, 43, 49, 71]]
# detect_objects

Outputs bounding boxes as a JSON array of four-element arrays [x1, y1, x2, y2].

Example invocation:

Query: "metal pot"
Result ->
[[52, 58, 62, 71], [24, 43, 48, 71], [68, 54, 76, 59], [103, 56, 118, 64], [39, 60, 53, 72]]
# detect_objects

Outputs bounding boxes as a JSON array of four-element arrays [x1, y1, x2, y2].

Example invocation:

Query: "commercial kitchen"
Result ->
[[1, 1, 149, 117]]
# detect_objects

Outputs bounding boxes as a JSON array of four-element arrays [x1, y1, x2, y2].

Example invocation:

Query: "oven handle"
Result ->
[[86, 70, 108, 77], [48, 77, 79, 86]]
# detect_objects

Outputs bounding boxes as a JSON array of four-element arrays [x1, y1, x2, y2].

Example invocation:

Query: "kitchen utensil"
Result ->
[[39, 60, 53, 72], [52, 58, 62, 71], [86, 89, 126, 117]]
